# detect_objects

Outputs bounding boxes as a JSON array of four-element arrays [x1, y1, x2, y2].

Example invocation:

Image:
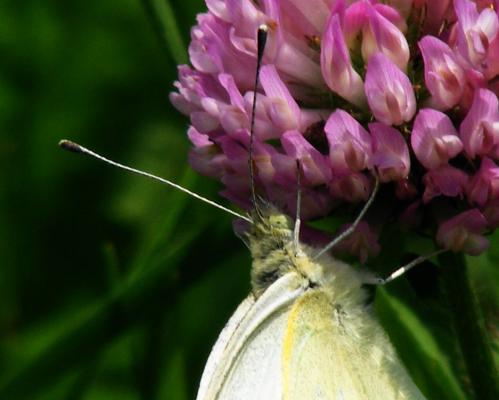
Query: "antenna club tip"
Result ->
[[59, 139, 83, 153], [258, 24, 269, 32]]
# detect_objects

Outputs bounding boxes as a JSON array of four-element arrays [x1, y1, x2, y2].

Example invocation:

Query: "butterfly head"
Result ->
[[244, 205, 298, 294], [249, 204, 294, 243]]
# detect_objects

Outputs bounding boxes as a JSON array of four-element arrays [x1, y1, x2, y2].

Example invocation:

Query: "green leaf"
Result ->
[[376, 287, 468, 400], [141, 0, 188, 64]]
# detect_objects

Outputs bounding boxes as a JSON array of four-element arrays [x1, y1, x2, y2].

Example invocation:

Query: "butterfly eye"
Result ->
[[269, 214, 290, 228]]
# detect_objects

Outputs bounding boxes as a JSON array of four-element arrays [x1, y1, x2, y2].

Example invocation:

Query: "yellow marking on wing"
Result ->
[[282, 290, 338, 399], [280, 288, 427, 399], [282, 290, 301, 396]]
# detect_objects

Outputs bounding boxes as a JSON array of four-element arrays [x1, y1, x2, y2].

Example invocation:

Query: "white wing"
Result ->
[[197, 294, 255, 400], [196, 267, 426, 400], [282, 290, 427, 400], [196, 271, 305, 400]]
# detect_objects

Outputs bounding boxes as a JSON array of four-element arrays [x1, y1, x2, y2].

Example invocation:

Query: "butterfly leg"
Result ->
[[293, 160, 303, 256], [313, 177, 380, 259], [369, 249, 446, 285]]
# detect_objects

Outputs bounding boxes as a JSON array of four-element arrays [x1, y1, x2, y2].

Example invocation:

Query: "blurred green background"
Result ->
[[0, 1, 497, 399]]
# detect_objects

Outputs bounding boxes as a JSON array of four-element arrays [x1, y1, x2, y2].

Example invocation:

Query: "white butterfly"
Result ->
[[196, 204, 427, 400]]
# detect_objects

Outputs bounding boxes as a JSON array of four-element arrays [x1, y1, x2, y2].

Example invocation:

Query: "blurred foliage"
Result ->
[[0, 1, 497, 399]]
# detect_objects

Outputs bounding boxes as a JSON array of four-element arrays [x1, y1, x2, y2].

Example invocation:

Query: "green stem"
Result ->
[[439, 252, 499, 400], [141, 0, 188, 64]]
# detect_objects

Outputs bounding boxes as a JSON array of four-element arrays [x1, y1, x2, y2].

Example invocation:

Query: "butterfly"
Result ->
[[194, 199, 427, 400]]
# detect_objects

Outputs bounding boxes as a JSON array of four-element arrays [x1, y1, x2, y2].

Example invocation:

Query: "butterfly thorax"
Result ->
[[248, 207, 369, 310], [248, 208, 296, 295]]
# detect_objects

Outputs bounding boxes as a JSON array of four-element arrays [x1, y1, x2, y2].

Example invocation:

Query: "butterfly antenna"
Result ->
[[249, 24, 269, 220], [368, 249, 447, 285], [293, 160, 302, 254], [314, 176, 380, 259], [59, 139, 252, 223]]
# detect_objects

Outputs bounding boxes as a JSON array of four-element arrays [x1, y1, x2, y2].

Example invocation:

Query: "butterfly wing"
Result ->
[[282, 290, 427, 400], [197, 271, 305, 400], [197, 294, 255, 400]]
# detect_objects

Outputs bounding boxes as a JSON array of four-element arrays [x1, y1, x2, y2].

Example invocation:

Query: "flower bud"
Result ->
[[329, 172, 373, 203], [467, 157, 499, 206], [187, 127, 226, 178], [260, 65, 301, 131], [418, 36, 465, 110], [325, 109, 372, 174], [362, 3, 410, 71], [365, 52, 416, 125], [459, 88, 499, 158], [370, 122, 410, 182], [436, 209, 490, 255], [422, 165, 469, 203], [454, 0, 499, 68], [395, 178, 418, 200], [281, 130, 332, 186], [333, 221, 381, 264], [321, 14, 366, 107], [411, 109, 463, 169]]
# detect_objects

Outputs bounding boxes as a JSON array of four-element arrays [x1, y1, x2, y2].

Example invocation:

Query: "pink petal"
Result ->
[[252, 141, 283, 186], [187, 127, 227, 178], [169, 92, 195, 116], [485, 35, 499, 79], [321, 14, 365, 107], [459, 88, 499, 158], [217, 135, 248, 177], [219, 107, 249, 136], [418, 36, 465, 110], [373, 3, 408, 30], [193, 13, 270, 89], [332, 221, 381, 264], [454, 0, 478, 31], [422, 165, 469, 203], [436, 209, 490, 255], [411, 109, 463, 169], [362, 3, 410, 71], [467, 157, 499, 206], [219, 73, 245, 110], [365, 52, 416, 126], [329, 172, 373, 203], [281, 130, 332, 185], [190, 111, 221, 133], [325, 109, 372, 174], [270, 152, 297, 187], [454, 0, 499, 67], [283, 0, 330, 34], [264, 184, 334, 220], [344, 1, 368, 43], [259, 65, 301, 131], [395, 178, 418, 200], [206, 0, 229, 21], [242, 92, 282, 140], [188, 126, 213, 147], [369, 122, 410, 182]]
